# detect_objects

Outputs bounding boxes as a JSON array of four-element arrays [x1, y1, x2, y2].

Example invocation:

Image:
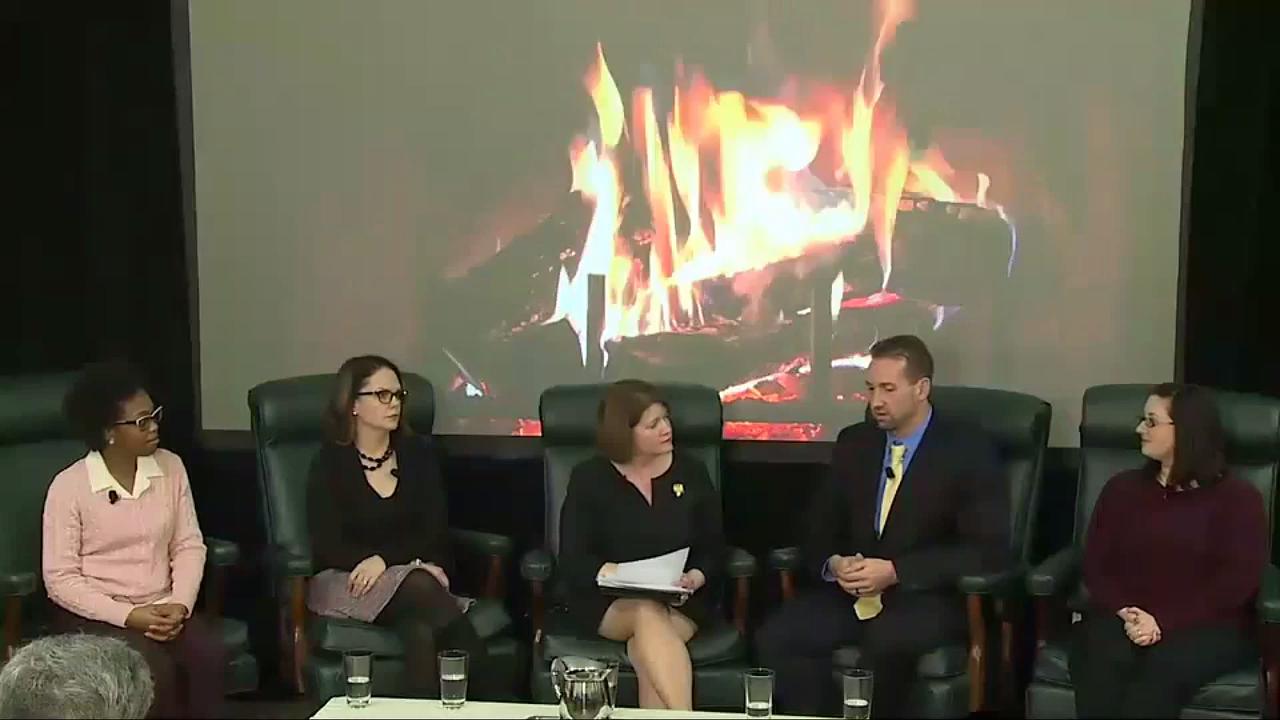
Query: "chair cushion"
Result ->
[[309, 598, 511, 657], [541, 614, 746, 668], [1033, 640, 1261, 714], [225, 649, 259, 695], [217, 618, 250, 655], [833, 643, 967, 679]]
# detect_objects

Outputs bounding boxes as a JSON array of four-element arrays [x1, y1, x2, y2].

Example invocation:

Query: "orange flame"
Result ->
[[550, 0, 997, 367]]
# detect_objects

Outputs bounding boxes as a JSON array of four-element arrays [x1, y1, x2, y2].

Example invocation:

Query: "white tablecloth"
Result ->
[[311, 697, 819, 719]]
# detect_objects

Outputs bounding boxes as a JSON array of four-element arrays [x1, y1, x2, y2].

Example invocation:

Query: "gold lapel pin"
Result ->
[[673, 483, 685, 498]]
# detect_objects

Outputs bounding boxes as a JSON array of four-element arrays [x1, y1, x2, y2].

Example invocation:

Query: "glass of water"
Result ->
[[744, 668, 775, 718], [841, 668, 873, 719], [438, 650, 468, 708], [343, 650, 373, 708], [603, 659, 620, 711]]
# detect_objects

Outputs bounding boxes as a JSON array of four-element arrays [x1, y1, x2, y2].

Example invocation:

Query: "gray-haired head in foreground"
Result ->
[[0, 634, 154, 719]]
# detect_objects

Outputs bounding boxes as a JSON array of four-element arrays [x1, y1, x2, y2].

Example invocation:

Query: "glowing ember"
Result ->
[[719, 352, 873, 405], [513, 419, 543, 437], [724, 421, 825, 442]]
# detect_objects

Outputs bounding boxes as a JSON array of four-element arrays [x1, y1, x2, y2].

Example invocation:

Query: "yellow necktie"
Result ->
[[856, 442, 907, 620]]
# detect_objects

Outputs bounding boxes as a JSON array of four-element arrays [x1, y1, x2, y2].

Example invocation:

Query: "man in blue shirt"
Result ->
[[757, 335, 1008, 718]]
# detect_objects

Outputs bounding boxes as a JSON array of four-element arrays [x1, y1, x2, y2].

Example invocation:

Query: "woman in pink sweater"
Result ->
[[42, 362, 223, 719]]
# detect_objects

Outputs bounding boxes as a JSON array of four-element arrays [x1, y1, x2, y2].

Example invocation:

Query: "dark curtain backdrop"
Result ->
[[1181, 1, 1280, 396], [5, 0, 1277, 697]]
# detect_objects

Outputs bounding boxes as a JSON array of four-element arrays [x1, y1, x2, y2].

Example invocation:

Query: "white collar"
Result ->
[[85, 451, 163, 500]]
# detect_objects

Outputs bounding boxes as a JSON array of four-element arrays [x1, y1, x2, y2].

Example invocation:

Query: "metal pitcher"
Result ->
[[550, 656, 618, 719]]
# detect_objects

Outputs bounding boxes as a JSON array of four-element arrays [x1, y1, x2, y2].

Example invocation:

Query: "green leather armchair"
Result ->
[[247, 373, 521, 699], [1026, 384, 1280, 719], [767, 385, 1051, 717], [520, 383, 758, 710], [0, 372, 258, 694]]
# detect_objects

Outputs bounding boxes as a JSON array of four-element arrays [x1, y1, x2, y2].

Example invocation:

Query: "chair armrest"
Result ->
[[521, 548, 554, 583], [1259, 565, 1280, 624], [959, 566, 1024, 597], [449, 528, 514, 558], [271, 546, 314, 579], [205, 537, 241, 567], [0, 571, 36, 597], [1027, 547, 1080, 597], [726, 547, 758, 579], [767, 546, 803, 573]]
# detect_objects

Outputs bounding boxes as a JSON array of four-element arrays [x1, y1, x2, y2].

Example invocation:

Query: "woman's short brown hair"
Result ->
[[596, 379, 668, 463], [322, 355, 413, 445]]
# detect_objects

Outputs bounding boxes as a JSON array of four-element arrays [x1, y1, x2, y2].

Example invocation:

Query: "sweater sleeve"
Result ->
[[1155, 481, 1268, 632], [684, 460, 725, 590], [307, 448, 381, 572], [165, 455, 207, 613], [409, 436, 455, 577], [42, 474, 136, 628], [1082, 474, 1133, 614], [558, 463, 608, 592]]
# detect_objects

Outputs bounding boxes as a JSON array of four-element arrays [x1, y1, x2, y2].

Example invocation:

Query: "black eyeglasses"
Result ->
[[357, 389, 408, 405], [1137, 416, 1173, 429], [114, 406, 163, 431]]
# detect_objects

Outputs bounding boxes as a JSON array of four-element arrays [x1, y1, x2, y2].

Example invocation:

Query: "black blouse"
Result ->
[[557, 452, 725, 597], [307, 434, 453, 576]]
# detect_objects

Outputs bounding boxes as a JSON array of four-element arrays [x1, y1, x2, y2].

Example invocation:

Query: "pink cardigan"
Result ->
[[42, 448, 207, 627]]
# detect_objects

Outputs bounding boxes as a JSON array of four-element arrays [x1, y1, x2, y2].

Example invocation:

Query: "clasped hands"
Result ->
[[1118, 606, 1161, 646], [830, 553, 898, 597], [125, 603, 189, 642]]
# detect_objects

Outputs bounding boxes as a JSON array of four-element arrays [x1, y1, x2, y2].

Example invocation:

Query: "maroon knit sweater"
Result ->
[[1083, 468, 1267, 634]]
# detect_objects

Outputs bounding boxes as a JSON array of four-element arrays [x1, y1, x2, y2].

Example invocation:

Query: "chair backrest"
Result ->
[[538, 383, 723, 557], [247, 373, 436, 570], [928, 386, 1051, 566], [0, 373, 84, 585], [1074, 384, 1280, 547]]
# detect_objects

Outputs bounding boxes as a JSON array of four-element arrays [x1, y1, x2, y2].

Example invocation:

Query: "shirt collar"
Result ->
[[85, 451, 163, 499], [887, 405, 933, 452]]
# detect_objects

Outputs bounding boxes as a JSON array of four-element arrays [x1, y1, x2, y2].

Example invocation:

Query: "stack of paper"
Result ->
[[596, 547, 690, 594]]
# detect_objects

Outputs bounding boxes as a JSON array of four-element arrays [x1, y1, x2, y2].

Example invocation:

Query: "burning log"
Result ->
[[437, 318, 588, 410], [837, 198, 1015, 305], [438, 201, 590, 338], [601, 297, 937, 390], [436, 197, 1011, 406]]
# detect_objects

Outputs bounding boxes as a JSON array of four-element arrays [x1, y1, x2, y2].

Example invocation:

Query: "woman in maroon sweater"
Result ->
[[1070, 383, 1267, 718]]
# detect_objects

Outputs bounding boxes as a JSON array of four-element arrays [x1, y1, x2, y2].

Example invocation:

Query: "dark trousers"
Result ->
[[756, 586, 963, 719], [52, 605, 225, 719], [1069, 613, 1256, 718], [373, 571, 495, 699]]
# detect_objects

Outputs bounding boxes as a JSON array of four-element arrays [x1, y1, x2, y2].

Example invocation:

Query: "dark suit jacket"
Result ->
[[805, 411, 1010, 610]]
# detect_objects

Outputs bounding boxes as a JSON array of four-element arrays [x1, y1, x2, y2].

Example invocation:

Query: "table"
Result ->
[[311, 698, 820, 719]]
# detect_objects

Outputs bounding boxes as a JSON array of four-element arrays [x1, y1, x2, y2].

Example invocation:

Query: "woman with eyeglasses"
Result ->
[[305, 355, 495, 699], [42, 361, 224, 718], [1070, 383, 1266, 718]]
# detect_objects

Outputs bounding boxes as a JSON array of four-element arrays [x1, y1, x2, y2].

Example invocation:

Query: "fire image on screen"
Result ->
[[440, 1, 1012, 440], [190, 0, 1186, 443]]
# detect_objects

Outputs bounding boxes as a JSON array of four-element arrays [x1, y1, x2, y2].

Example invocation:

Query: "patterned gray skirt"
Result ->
[[307, 564, 475, 623]]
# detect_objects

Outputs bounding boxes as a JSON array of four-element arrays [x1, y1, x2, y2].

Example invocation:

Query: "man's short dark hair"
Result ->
[[869, 335, 934, 382]]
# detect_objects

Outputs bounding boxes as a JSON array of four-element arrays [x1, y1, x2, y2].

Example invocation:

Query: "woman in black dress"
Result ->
[[306, 355, 493, 698], [558, 380, 726, 711]]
